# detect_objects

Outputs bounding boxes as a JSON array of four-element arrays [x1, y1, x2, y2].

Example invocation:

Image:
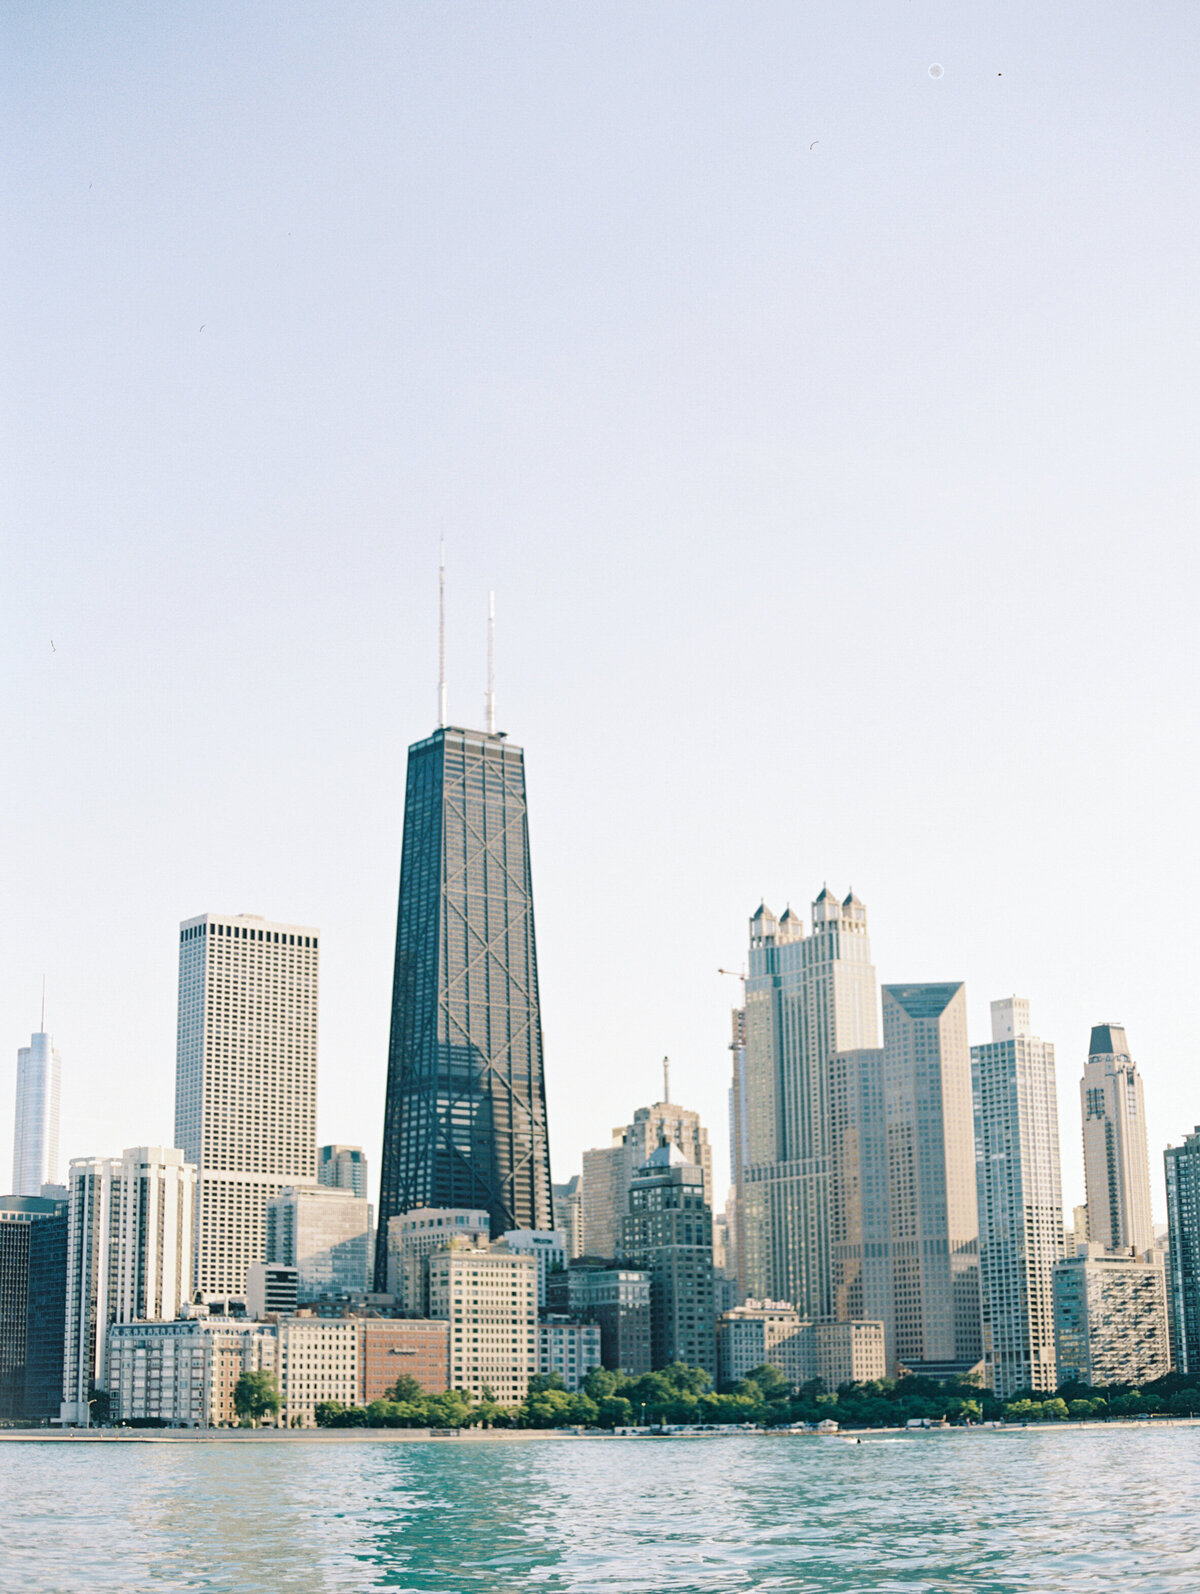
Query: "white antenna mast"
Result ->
[[438, 539, 448, 728], [485, 591, 496, 734], [663, 1055, 671, 1103]]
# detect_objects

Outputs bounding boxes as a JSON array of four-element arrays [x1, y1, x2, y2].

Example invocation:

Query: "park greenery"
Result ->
[[311, 1362, 1200, 1431]]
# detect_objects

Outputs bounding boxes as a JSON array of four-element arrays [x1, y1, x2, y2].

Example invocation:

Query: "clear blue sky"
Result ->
[[4, 3, 1199, 1219]]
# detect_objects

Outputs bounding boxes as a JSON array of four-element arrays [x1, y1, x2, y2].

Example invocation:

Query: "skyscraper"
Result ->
[[376, 724, 553, 1284], [0, 1195, 67, 1421], [318, 1144, 369, 1199], [1081, 1024, 1154, 1256], [581, 1091, 713, 1261], [266, 1185, 372, 1299], [176, 913, 319, 1296], [61, 1147, 195, 1423], [971, 998, 1065, 1398], [740, 891, 878, 1317], [12, 1030, 61, 1197], [1164, 1126, 1200, 1372], [621, 1142, 716, 1378], [883, 982, 981, 1374]]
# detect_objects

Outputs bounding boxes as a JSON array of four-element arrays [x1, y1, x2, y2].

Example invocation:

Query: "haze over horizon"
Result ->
[[5, 3, 1200, 1221]]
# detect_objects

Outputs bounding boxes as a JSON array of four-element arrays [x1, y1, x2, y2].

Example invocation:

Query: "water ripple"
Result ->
[[3, 1429, 1200, 1593]]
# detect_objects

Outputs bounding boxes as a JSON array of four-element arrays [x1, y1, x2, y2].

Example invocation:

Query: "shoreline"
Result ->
[[4, 1416, 1200, 1444]]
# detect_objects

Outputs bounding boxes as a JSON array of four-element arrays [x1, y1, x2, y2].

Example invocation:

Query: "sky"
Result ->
[[4, 3, 1199, 1222]]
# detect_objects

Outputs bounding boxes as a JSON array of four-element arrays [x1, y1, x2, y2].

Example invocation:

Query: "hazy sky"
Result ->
[[5, 4, 1199, 1220]]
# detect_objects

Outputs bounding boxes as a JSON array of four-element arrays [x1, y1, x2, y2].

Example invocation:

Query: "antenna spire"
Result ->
[[40, 976, 46, 1034], [438, 539, 447, 728], [662, 1055, 671, 1103], [485, 591, 496, 734]]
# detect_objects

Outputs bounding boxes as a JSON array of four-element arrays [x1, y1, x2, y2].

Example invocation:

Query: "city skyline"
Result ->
[[7, 7, 1200, 1230]]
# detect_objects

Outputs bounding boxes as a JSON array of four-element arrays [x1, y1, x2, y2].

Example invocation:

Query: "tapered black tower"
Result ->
[[375, 725, 553, 1286]]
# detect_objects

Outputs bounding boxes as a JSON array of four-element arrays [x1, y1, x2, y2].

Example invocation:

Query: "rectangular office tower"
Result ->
[[971, 999, 1065, 1399], [376, 726, 553, 1284], [1081, 1024, 1155, 1256], [883, 983, 982, 1375], [176, 914, 319, 1296]]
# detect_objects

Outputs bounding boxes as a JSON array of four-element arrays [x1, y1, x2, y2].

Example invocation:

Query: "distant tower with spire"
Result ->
[[12, 987, 62, 1197]]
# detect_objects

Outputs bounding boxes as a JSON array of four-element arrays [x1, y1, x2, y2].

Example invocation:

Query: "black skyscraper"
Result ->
[[375, 725, 553, 1285]]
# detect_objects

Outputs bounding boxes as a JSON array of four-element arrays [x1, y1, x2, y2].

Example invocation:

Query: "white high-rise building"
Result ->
[[971, 998, 1065, 1398], [265, 1185, 371, 1299], [62, 1146, 196, 1423], [385, 1207, 490, 1311], [500, 1229, 567, 1305], [12, 1031, 61, 1197], [427, 1241, 538, 1403], [175, 913, 319, 1297], [318, 1145, 368, 1199], [1081, 1024, 1155, 1256]]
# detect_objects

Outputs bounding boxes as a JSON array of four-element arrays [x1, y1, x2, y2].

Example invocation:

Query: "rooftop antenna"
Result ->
[[40, 975, 46, 1034], [485, 590, 496, 734], [438, 539, 448, 728], [662, 1055, 671, 1103]]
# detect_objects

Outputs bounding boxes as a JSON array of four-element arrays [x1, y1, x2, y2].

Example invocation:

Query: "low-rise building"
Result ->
[[427, 1242, 538, 1404], [538, 1316, 602, 1391], [277, 1316, 359, 1428], [108, 1318, 277, 1427], [1053, 1245, 1171, 1387], [359, 1316, 450, 1401], [717, 1300, 886, 1389]]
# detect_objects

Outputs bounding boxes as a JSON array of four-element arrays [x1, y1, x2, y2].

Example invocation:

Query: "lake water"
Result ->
[[5, 1429, 1200, 1593]]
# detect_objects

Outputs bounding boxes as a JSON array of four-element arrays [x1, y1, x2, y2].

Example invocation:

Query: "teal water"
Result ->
[[4, 1429, 1200, 1593]]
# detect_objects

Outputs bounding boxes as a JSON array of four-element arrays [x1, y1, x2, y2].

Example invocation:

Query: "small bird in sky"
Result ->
[[50, 640, 56, 652], [810, 140, 819, 150]]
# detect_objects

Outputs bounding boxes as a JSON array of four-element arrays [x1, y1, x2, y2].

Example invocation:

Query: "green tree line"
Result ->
[[312, 1363, 1200, 1431]]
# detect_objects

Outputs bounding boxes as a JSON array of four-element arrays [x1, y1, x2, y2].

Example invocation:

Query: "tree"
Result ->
[[385, 1375, 424, 1404], [527, 1373, 567, 1395], [234, 1370, 281, 1428], [582, 1366, 618, 1401]]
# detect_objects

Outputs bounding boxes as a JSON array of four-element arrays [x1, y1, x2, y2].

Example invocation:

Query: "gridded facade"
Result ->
[[582, 1103, 713, 1262], [501, 1229, 566, 1306], [62, 1148, 195, 1420], [319, 1145, 369, 1199], [538, 1317, 602, 1391], [971, 1000, 1065, 1399], [552, 1176, 584, 1260], [278, 1317, 359, 1427], [740, 892, 878, 1318], [621, 1145, 716, 1378], [716, 1300, 886, 1390], [266, 1185, 371, 1299], [108, 1317, 277, 1427], [1164, 1128, 1200, 1373], [377, 727, 553, 1285], [1053, 1246, 1170, 1387], [385, 1207, 491, 1311], [359, 1316, 451, 1400], [883, 984, 982, 1374], [553, 1262, 652, 1375], [176, 914, 319, 1297], [12, 1032, 61, 1197], [427, 1242, 538, 1403], [828, 1047, 893, 1360]]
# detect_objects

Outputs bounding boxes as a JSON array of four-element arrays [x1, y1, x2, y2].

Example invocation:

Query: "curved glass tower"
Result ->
[[375, 725, 553, 1286]]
